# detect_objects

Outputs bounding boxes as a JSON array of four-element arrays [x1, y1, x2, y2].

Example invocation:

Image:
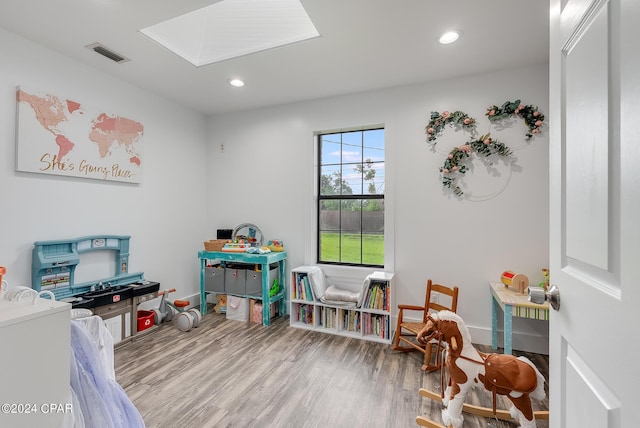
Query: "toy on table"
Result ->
[[501, 270, 529, 294], [221, 239, 251, 252], [246, 246, 271, 254], [231, 223, 263, 247], [266, 239, 284, 252], [539, 268, 550, 291]]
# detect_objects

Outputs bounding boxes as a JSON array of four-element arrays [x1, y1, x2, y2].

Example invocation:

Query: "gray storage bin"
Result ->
[[204, 264, 225, 293], [245, 263, 279, 297], [224, 265, 246, 295]]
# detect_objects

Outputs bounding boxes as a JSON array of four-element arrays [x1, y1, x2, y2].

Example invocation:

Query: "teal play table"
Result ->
[[198, 250, 287, 326]]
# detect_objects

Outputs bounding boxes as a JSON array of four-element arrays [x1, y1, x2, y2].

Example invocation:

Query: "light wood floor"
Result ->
[[115, 309, 549, 428]]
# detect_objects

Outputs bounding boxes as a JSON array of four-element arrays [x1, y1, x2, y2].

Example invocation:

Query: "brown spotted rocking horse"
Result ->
[[416, 311, 547, 428]]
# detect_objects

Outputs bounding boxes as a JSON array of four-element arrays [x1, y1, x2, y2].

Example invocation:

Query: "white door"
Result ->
[[549, 0, 640, 427]]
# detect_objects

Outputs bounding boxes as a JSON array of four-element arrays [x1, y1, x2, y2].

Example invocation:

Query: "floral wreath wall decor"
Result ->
[[425, 99, 544, 197], [426, 110, 476, 142], [486, 100, 545, 139]]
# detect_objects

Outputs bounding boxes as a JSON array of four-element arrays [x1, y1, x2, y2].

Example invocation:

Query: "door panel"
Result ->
[[564, 3, 609, 270], [565, 343, 621, 426], [550, 0, 640, 426]]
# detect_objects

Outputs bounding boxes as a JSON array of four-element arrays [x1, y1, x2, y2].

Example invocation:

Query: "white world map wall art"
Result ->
[[15, 86, 144, 184]]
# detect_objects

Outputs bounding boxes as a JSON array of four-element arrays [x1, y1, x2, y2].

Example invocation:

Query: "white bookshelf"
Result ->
[[289, 266, 394, 344]]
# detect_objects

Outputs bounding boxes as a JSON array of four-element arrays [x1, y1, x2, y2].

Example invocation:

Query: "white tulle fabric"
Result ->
[[70, 316, 145, 428]]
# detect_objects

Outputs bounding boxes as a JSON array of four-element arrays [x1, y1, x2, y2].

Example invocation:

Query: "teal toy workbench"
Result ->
[[197, 250, 287, 326]]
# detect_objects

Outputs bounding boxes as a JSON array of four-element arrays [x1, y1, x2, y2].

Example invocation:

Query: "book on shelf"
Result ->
[[361, 313, 389, 340], [324, 307, 336, 329], [293, 272, 316, 302], [342, 309, 360, 332], [303, 275, 314, 301], [362, 280, 389, 311], [296, 303, 314, 325]]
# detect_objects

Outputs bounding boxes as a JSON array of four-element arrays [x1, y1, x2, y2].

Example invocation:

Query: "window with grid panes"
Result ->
[[318, 128, 384, 267]]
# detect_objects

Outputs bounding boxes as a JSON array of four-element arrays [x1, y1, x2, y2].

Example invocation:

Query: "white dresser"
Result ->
[[0, 298, 71, 428]]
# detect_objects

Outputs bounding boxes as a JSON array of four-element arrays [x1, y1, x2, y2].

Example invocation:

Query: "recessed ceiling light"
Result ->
[[439, 31, 461, 45], [228, 78, 245, 87]]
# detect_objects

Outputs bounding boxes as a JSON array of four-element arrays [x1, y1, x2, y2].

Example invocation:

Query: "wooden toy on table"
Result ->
[[501, 270, 529, 294], [221, 239, 251, 252]]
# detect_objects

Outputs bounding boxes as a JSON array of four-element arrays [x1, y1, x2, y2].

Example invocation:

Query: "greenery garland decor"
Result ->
[[485, 99, 545, 139], [426, 110, 476, 143], [426, 99, 544, 197], [441, 133, 512, 196]]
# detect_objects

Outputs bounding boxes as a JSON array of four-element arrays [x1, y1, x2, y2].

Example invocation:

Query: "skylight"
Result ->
[[140, 0, 320, 67]]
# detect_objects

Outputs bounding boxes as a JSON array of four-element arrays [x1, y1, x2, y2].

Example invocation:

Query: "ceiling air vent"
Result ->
[[86, 43, 130, 64]]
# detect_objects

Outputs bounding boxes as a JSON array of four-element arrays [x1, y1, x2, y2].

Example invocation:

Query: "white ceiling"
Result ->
[[0, 0, 549, 117]]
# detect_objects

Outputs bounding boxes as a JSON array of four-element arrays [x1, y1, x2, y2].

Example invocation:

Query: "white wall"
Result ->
[[0, 28, 209, 303], [208, 63, 550, 353], [0, 25, 550, 353]]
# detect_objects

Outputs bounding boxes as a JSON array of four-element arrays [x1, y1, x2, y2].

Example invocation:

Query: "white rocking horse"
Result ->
[[416, 311, 546, 428]]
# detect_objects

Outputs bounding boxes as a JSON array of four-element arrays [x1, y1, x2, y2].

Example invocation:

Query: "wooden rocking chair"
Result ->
[[391, 279, 459, 371]]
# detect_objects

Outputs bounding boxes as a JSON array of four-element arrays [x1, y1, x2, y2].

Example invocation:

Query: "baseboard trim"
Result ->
[[467, 325, 549, 355], [391, 315, 549, 355]]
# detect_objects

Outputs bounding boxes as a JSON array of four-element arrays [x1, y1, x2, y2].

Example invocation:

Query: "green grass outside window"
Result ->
[[320, 232, 383, 266]]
